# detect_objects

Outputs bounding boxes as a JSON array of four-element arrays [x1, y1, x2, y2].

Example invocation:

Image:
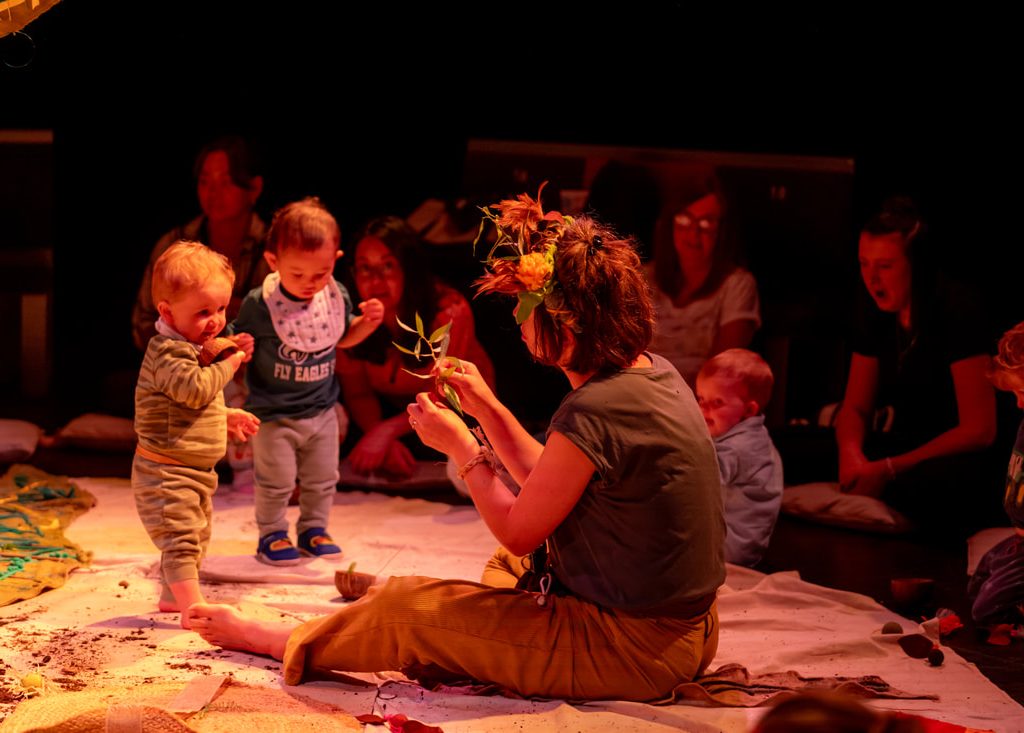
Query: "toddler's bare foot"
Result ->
[[157, 600, 197, 629], [157, 601, 196, 630], [334, 570, 378, 601], [166, 579, 205, 628], [186, 603, 291, 660]]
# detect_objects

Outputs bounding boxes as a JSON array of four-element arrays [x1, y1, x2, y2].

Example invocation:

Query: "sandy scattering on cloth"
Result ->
[[2, 477, 1023, 733]]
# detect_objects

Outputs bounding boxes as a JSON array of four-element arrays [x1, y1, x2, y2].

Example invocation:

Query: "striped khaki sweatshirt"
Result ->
[[134, 335, 234, 468]]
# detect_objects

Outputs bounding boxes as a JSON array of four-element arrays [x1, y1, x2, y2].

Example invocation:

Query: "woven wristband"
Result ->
[[458, 451, 490, 480]]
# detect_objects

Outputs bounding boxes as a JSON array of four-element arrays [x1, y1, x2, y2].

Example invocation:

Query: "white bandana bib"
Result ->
[[262, 273, 346, 352]]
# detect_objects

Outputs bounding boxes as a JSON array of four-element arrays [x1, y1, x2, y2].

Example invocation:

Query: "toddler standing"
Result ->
[[133, 241, 260, 627], [233, 198, 383, 565]]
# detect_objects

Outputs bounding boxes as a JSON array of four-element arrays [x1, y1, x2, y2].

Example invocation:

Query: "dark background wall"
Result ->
[[1, 3, 1019, 421]]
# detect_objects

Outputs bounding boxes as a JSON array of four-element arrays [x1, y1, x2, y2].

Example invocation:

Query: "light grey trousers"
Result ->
[[252, 406, 339, 539]]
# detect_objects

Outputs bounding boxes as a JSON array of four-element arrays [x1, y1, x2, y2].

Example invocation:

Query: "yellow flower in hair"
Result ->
[[516, 251, 553, 292], [474, 184, 567, 323]]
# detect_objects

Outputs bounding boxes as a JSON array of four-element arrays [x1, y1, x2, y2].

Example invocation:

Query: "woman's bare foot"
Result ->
[[334, 570, 379, 601], [186, 603, 293, 660]]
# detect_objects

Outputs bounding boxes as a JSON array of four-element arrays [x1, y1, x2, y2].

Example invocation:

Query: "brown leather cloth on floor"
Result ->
[[672, 662, 938, 707], [416, 661, 936, 707]]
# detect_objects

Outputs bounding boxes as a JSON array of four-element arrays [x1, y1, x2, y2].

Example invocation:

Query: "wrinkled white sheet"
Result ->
[[0, 477, 1020, 732]]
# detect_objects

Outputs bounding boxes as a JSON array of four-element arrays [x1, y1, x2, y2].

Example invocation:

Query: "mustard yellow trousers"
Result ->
[[282, 547, 718, 702]]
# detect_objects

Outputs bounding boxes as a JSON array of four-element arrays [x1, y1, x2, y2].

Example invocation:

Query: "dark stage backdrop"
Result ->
[[1, 3, 1018, 417]]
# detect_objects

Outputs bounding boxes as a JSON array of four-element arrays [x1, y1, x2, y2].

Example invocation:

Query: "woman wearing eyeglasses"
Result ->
[[647, 179, 761, 386], [337, 216, 496, 478]]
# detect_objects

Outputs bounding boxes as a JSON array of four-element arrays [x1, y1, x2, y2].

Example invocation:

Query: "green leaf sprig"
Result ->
[[393, 315, 463, 415]]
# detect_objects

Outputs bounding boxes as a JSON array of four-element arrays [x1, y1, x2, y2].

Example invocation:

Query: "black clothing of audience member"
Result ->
[[848, 277, 1005, 529], [836, 196, 1003, 535]]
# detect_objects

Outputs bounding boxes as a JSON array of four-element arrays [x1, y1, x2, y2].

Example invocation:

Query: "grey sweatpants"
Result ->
[[252, 406, 339, 538], [131, 454, 217, 585]]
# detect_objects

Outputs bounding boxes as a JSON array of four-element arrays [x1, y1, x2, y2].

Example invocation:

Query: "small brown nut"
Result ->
[[198, 337, 241, 367], [334, 569, 375, 601]]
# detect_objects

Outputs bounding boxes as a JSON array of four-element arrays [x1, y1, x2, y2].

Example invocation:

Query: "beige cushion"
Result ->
[[782, 481, 913, 534], [967, 527, 1017, 575], [53, 412, 136, 452], [0, 418, 41, 462]]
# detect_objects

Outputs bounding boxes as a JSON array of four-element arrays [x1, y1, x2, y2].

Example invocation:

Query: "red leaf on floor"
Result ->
[[397, 721, 444, 733], [356, 712, 440, 728], [986, 624, 1013, 646], [893, 710, 994, 732], [938, 613, 964, 637], [380, 713, 444, 733]]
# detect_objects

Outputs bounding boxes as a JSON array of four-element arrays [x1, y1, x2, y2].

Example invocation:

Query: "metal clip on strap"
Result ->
[[536, 572, 552, 607]]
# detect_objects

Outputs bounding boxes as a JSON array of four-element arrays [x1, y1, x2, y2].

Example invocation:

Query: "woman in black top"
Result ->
[[835, 196, 1002, 533]]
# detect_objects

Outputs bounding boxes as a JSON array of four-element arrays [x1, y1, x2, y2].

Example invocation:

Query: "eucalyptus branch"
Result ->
[[393, 315, 463, 415]]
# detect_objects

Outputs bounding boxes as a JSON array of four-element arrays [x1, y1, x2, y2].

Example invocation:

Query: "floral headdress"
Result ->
[[474, 182, 571, 324], [393, 185, 570, 415]]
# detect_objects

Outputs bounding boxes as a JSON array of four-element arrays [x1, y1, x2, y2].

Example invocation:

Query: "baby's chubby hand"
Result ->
[[228, 332, 255, 361], [226, 408, 260, 442], [358, 299, 385, 328], [226, 349, 248, 374]]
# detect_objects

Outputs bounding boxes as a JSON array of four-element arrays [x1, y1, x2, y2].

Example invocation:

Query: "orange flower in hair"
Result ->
[[494, 189, 546, 233], [516, 250, 554, 291], [474, 182, 569, 324]]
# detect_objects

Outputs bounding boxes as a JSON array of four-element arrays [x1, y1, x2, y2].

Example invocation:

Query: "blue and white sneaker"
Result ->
[[256, 531, 302, 566], [297, 527, 342, 558]]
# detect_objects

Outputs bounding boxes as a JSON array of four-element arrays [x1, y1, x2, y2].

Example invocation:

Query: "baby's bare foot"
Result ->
[[157, 601, 196, 629]]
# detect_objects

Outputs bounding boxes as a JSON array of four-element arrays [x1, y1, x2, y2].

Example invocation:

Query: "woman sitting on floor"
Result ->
[[338, 215, 495, 478], [647, 176, 761, 386], [187, 190, 725, 702], [836, 195, 1003, 534], [132, 135, 268, 351]]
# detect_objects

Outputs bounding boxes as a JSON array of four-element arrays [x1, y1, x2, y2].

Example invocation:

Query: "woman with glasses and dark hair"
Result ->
[[647, 176, 761, 386], [338, 216, 495, 478]]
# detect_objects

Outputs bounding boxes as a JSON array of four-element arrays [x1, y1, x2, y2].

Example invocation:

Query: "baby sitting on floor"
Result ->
[[696, 348, 783, 566], [968, 320, 1024, 628]]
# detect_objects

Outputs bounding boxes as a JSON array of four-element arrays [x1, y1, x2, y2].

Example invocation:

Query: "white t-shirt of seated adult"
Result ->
[[647, 265, 761, 386]]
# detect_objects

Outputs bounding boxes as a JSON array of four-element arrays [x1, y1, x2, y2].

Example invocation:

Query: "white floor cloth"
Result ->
[[1, 477, 1021, 732]]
